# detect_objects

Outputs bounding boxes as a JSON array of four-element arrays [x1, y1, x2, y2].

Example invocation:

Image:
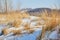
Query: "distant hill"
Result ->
[[28, 8, 51, 13], [21, 8, 51, 12], [21, 8, 60, 16]]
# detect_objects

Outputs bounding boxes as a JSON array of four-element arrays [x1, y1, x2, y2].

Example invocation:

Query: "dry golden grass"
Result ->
[[1, 10, 60, 38], [2, 28, 11, 35], [0, 11, 30, 35], [0, 11, 29, 24], [37, 10, 60, 40]]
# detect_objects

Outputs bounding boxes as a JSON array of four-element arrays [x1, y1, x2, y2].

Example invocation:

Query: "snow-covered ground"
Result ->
[[0, 16, 60, 40], [0, 30, 60, 40]]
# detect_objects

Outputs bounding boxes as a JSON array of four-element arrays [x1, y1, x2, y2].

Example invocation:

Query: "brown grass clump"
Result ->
[[37, 10, 60, 40], [2, 28, 11, 35], [11, 19, 22, 27], [1, 11, 30, 35], [12, 30, 22, 35], [0, 11, 29, 24]]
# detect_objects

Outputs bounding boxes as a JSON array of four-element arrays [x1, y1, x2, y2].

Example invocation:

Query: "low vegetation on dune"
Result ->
[[0, 0, 60, 40], [0, 11, 29, 24], [0, 9, 60, 40], [37, 10, 60, 40]]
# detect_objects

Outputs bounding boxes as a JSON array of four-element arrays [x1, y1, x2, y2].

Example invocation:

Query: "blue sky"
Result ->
[[19, 0, 60, 9], [0, 0, 60, 11]]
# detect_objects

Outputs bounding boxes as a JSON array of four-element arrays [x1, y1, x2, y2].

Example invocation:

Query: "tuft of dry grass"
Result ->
[[0, 11, 29, 24], [37, 10, 60, 40]]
